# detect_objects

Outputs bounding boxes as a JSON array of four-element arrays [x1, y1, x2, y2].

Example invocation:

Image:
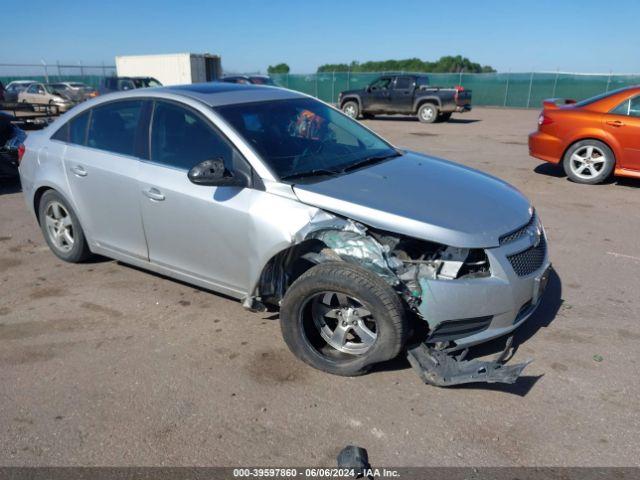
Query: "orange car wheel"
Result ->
[[563, 140, 615, 185]]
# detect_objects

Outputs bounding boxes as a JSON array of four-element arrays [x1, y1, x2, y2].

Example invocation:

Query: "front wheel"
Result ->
[[563, 140, 615, 184], [280, 263, 408, 376], [341, 101, 359, 119], [417, 103, 438, 123]]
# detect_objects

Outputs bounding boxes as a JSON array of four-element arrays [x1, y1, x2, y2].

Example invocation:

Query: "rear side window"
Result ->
[[394, 77, 413, 89], [69, 111, 90, 144], [611, 95, 640, 118], [86, 100, 143, 156], [51, 111, 90, 144], [150, 101, 232, 170]]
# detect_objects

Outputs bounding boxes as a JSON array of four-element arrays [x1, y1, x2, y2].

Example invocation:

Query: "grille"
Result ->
[[507, 236, 547, 277], [500, 213, 536, 245]]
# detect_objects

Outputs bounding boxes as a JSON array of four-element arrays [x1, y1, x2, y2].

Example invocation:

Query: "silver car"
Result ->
[[18, 83, 550, 384]]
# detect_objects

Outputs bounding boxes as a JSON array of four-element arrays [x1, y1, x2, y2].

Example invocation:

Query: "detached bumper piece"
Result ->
[[407, 336, 531, 387]]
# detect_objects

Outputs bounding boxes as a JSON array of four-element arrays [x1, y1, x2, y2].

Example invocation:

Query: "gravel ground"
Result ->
[[0, 107, 639, 467]]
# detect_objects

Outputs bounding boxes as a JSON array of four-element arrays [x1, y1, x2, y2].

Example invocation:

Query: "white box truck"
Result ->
[[115, 53, 222, 86]]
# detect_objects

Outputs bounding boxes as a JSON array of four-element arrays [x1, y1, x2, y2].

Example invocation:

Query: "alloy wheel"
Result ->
[[44, 201, 74, 253], [307, 291, 377, 355], [569, 145, 607, 180]]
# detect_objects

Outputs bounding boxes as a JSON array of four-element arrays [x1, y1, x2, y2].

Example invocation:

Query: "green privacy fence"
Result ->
[[3, 69, 639, 108], [270, 72, 640, 108]]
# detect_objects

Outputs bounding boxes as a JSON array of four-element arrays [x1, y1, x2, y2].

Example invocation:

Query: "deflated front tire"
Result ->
[[280, 262, 408, 376]]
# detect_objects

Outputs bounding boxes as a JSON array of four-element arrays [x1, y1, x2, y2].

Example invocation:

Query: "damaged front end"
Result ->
[[250, 210, 532, 387]]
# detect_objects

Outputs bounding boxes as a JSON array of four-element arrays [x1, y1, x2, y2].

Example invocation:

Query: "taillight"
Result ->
[[538, 113, 553, 126], [454, 85, 464, 101], [17, 144, 25, 164]]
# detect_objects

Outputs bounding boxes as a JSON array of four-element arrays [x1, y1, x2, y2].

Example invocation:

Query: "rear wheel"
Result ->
[[417, 103, 438, 123], [342, 101, 359, 119], [563, 140, 615, 184], [280, 263, 408, 376], [38, 190, 92, 263]]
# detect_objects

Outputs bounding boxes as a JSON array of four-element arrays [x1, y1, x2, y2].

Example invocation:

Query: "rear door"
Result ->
[[63, 100, 149, 259], [604, 94, 640, 171], [137, 99, 252, 294], [390, 76, 415, 113]]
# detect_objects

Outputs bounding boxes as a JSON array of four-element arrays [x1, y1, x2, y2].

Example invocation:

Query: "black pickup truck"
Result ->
[[338, 74, 472, 123]]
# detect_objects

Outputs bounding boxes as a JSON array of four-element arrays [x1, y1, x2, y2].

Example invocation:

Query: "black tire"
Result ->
[[280, 262, 408, 376], [38, 189, 92, 263], [436, 112, 452, 122], [417, 103, 438, 123], [563, 139, 615, 185], [341, 100, 360, 119]]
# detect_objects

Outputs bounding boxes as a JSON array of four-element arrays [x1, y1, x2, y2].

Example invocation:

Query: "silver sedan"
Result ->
[[18, 83, 550, 385]]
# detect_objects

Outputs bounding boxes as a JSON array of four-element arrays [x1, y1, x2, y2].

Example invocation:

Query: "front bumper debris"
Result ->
[[407, 336, 531, 387]]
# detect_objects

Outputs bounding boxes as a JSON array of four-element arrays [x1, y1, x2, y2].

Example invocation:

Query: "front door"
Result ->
[[63, 100, 149, 259], [363, 77, 392, 112], [137, 100, 252, 294], [604, 94, 640, 171]]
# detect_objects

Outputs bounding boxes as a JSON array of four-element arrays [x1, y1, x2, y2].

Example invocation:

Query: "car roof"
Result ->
[[163, 82, 304, 106]]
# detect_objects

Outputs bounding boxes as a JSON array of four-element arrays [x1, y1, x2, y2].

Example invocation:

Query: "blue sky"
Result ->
[[2, 0, 639, 74]]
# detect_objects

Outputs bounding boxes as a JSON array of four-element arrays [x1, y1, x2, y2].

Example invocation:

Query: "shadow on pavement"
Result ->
[[368, 115, 481, 124], [534, 162, 565, 178]]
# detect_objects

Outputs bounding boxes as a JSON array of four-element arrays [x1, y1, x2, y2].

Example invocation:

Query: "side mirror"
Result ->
[[366, 85, 372, 93], [188, 158, 248, 187]]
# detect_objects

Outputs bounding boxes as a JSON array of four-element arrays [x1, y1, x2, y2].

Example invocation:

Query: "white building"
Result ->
[[115, 53, 222, 86]]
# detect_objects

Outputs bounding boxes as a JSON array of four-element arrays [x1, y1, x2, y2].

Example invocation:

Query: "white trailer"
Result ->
[[115, 53, 222, 86]]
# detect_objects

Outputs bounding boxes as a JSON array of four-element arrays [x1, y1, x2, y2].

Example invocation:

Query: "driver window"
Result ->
[[150, 101, 232, 170], [370, 78, 391, 91]]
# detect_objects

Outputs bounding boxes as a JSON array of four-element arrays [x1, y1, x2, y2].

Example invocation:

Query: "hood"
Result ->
[[292, 152, 532, 248]]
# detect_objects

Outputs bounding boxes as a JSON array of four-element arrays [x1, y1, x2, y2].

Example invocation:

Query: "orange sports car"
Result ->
[[529, 85, 640, 184]]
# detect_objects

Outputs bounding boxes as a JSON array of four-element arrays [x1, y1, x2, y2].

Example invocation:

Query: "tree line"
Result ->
[[317, 56, 495, 73], [267, 56, 495, 75]]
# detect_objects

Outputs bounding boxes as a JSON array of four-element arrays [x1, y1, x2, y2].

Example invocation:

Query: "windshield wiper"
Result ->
[[280, 168, 341, 181], [341, 151, 402, 173]]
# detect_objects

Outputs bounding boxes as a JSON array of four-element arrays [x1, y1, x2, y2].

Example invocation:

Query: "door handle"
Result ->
[[70, 165, 87, 177], [606, 120, 625, 127], [143, 187, 165, 201]]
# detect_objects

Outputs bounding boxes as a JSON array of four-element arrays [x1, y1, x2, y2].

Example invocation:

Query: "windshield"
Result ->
[[215, 97, 398, 180]]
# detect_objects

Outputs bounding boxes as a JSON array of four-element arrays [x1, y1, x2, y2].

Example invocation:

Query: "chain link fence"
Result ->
[[2, 63, 639, 108], [271, 72, 640, 108], [0, 63, 116, 89]]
